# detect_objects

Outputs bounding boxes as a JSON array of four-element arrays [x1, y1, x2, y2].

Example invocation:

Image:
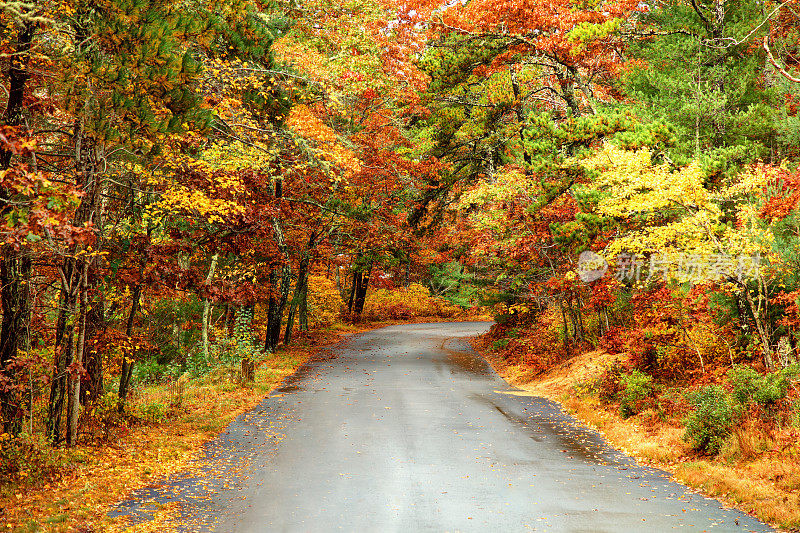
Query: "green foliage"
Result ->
[[611, 120, 677, 152], [790, 400, 800, 428], [190, 308, 262, 378], [427, 262, 484, 307], [727, 364, 799, 407], [621, 0, 786, 163], [492, 338, 511, 350], [147, 298, 204, 366], [618, 370, 654, 418], [135, 401, 167, 423], [683, 385, 741, 454], [132, 359, 180, 385]]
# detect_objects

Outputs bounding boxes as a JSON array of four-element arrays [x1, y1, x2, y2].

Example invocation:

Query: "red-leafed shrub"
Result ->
[[600, 326, 627, 354]]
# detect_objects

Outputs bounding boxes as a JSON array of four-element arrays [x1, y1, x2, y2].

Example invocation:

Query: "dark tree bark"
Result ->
[[299, 277, 310, 332], [264, 179, 291, 352], [351, 262, 373, 317], [81, 295, 105, 406], [117, 285, 141, 412], [47, 281, 76, 442], [0, 251, 31, 435], [0, 19, 35, 436], [48, 131, 101, 440], [284, 232, 317, 345]]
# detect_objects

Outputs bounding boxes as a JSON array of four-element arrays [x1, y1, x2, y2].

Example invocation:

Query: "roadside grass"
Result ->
[[475, 340, 800, 531], [1, 341, 314, 533]]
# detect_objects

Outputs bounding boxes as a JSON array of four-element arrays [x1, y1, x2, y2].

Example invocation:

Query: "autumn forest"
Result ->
[[3, 0, 800, 530]]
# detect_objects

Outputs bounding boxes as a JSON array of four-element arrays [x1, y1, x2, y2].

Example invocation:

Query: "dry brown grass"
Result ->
[[477, 343, 800, 531], [0, 326, 354, 533]]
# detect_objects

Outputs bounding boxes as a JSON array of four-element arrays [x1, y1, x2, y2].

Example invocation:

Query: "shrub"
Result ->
[[790, 400, 800, 428], [307, 275, 343, 327], [82, 392, 126, 440], [132, 359, 176, 384], [592, 362, 624, 404], [683, 385, 740, 454], [362, 283, 461, 320], [727, 364, 797, 408], [599, 326, 627, 354], [0, 432, 67, 485], [492, 338, 510, 350], [135, 401, 167, 423], [618, 370, 654, 418]]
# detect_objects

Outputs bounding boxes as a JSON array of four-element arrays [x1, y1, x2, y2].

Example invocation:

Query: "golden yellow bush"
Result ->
[[307, 275, 343, 327]]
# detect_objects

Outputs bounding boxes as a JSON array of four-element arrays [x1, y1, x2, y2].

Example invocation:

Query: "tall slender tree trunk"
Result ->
[[265, 179, 290, 352], [81, 295, 105, 407], [118, 285, 141, 411], [510, 68, 532, 169], [0, 18, 35, 437], [48, 105, 102, 439], [67, 261, 89, 445], [284, 259, 308, 345], [0, 250, 31, 435], [202, 254, 219, 360], [299, 278, 310, 332], [559, 300, 570, 350], [47, 272, 77, 443], [285, 233, 316, 345], [347, 270, 357, 313]]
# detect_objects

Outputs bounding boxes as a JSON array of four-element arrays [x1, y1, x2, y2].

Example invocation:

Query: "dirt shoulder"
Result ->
[[471, 338, 800, 532]]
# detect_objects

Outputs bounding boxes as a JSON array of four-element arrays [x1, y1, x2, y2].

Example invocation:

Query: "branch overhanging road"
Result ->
[[113, 322, 773, 532]]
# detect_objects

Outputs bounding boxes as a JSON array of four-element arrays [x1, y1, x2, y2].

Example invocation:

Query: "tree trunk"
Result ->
[[48, 106, 102, 439], [265, 269, 280, 353], [81, 293, 105, 407], [510, 68, 532, 169], [743, 285, 774, 370], [285, 233, 317, 345], [264, 179, 291, 352], [225, 305, 235, 337], [0, 18, 35, 437], [299, 277, 309, 332], [731, 276, 775, 370], [352, 262, 373, 316], [67, 261, 89, 445], [0, 19, 34, 168], [284, 258, 309, 345], [0, 249, 31, 436], [47, 276, 77, 443], [275, 263, 291, 348], [202, 254, 219, 360], [559, 299, 570, 350], [118, 285, 141, 411], [347, 269, 357, 314]]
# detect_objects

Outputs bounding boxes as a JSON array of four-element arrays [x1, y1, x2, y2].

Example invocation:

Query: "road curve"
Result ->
[[113, 322, 773, 532]]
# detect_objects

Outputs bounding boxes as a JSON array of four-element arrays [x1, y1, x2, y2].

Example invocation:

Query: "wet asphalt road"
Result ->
[[113, 322, 773, 532]]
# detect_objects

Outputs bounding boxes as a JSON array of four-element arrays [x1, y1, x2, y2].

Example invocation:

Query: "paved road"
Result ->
[[114, 322, 773, 532]]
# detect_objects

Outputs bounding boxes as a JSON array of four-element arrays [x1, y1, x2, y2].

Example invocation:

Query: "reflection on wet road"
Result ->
[[113, 322, 773, 532]]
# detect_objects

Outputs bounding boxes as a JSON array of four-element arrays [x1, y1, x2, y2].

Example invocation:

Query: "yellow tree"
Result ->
[[578, 143, 778, 367]]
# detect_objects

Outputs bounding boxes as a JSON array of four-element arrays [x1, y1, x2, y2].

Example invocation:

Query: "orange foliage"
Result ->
[[362, 283, 461, 320]]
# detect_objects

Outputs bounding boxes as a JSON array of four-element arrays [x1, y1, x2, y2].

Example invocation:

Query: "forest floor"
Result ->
[[472, 338, 800, 532]]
